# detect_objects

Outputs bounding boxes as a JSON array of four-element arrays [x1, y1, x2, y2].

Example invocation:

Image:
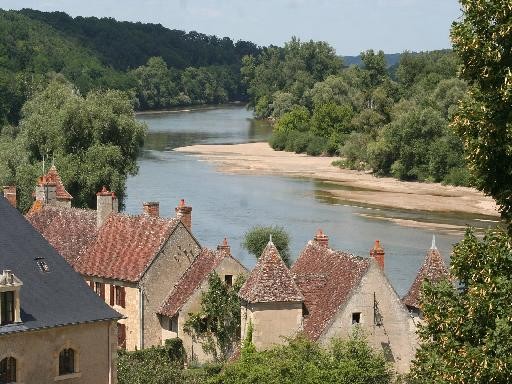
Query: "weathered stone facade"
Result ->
[[0, 321, 118, 384], [319, 260, 417, 374]]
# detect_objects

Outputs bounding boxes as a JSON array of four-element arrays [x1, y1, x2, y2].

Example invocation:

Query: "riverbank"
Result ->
[[175, 142, 500, 218]]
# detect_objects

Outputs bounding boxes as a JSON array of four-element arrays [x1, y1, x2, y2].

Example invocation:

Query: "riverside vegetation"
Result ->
[[241, 41, 470, 186]]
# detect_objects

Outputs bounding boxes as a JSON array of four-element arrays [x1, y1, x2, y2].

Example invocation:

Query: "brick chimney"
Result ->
[[175, 199, 192, 231], [314, 229, 329, 248], [370, 240, 385, 270], [217, 238, 231, 255], [96, 186, 117, 228], [35, 176, 57, 205], [3, 186, 16, 208], [143, 201, 160, 217]]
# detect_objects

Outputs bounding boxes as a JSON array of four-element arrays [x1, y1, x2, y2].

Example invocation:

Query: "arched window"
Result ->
[[0, 356, 16, 383], [58, 349, 75, 376]]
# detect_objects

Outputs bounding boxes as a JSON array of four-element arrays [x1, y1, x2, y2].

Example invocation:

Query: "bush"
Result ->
[[165, 337, 186, 366], [442, 167, 471, 186], [269, 131, 288, 151], [306, 135, 326, 156]]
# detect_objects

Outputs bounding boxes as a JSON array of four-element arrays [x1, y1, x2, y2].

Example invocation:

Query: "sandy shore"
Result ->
[[175, 142, 499, 218]]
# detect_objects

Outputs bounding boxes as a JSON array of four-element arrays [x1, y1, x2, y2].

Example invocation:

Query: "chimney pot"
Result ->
[[314, 229, 329, 248], [175, 199, 192, 231], [143, 201, 160, 217], [217, 237, 231, 254], [370, 240, 385, 270]]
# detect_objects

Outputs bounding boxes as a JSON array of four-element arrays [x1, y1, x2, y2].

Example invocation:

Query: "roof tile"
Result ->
[[239, 242, 303, 303], [291, 240, 370, 340], [402, 246, 449, 309]]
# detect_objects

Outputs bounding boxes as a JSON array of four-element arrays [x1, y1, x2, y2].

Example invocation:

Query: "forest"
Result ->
[[241, 40, 469, 185]]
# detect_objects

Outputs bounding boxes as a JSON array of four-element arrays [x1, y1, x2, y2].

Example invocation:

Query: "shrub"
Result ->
[[442, 167, 471, 186], [269, 131, 288, 151], [306, 135, 326, 156]]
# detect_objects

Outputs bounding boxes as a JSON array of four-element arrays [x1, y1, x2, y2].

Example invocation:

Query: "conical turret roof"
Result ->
[[402, 236, 449, 309], [239, 241, 303, 303]]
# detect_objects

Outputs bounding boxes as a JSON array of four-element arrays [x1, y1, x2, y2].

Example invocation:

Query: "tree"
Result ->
[[409, 228, 512, 383], [10, 78, 146, 210], [450, 0, 512, 225], [242, 225, 291, 266], [211, 332, 393, 384], [184, 272, 245, 362]]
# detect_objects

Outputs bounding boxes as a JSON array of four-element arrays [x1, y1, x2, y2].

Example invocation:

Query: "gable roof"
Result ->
[[0, 196, 120, 335], [239, 242, 303, 304], [402, 243, 449, 310], [26, 206, 98, 266], [44, 165, 73, 200], [74, 214, 181, 282], [291, 240, 370, 340], [158, 247, 245, 318]]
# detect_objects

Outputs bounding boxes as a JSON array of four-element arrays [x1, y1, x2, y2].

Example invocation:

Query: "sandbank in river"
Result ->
[[175, 142, 499, 218]]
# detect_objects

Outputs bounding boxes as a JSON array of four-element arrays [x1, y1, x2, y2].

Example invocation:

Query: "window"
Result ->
[[94, 282, 105, 300], [224, 275, 233, 287], [117, 324, 126, 350], [34, 257, 49, 273], [115, 286, 125, 308], [59, 348, 75, 375], [351, 312, 361, 324], [0, 357, 16, 383], [170, 315, 178, 333], [0, 291, 14, 325]]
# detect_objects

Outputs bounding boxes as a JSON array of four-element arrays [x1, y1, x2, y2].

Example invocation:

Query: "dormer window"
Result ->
[[0, 270, 23, 326], [34, 257, 50, 273]]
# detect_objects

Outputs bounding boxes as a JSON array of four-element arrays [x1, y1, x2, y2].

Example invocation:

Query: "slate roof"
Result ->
[[291, 240, 370, 340], [45, 165, 73, 200], [239, 241, 303, 303], [402, 244, 449, 310], [0, 196, 120, 335], [158, 247, 245, 318], [26, 206, 98, 266], [74, 214, 181, 282]]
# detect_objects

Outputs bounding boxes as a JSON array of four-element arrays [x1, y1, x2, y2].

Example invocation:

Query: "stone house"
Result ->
[[402, 236, 450, 319], [158, 238, 248, 362], [240, 230, 418, 374], [24, 166, 203, 351], [0, 195, 120, 384]]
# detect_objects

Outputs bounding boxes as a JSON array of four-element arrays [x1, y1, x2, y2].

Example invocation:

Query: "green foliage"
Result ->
[[118, 346, 183, 384], [184, 272, 245, 362], [409, 228, 512, 383], [450, 1, 512, 225], [242, 225, 291, 266], [0, 79, 146, 211], [212, 333, 393, 384], [164, 338, 186, 366]]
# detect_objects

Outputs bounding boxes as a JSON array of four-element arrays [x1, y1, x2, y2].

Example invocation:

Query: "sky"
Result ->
[[1, 0, 461, 55]]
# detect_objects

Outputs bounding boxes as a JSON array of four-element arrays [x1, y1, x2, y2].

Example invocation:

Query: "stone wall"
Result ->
[[241, 301, 303, 351], [140, 223, 201, 348], [168, 257, 247, 362], [319, 261, 417, 374], [0, 320, 117, 384]]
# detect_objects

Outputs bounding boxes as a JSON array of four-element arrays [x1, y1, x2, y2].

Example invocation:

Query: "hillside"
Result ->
[[19, 9, 260, 70]]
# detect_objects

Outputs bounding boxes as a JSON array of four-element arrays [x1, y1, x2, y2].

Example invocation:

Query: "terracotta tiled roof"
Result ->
[[239, 242, 303, 303], [26, 206, 98, 266], [291, 241, 370, 340], [74, 214, 180, 282], [402, 245, 449, 310], [158, 247, 240, 317], [45, 165, 73, 200]]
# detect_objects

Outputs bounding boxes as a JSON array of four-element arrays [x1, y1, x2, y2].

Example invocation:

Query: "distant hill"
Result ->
[[19, 9, 261, 71], [343, 53, 402, 68]]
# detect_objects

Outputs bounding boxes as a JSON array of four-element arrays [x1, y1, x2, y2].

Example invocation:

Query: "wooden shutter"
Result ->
[[120, 287, 126, 308], [110, 285, 115, 306], [100, 283, 105, 300], [89, 280, 94, 289]]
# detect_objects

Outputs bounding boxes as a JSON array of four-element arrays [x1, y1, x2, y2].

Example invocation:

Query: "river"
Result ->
[[126, 106, 497, 296]]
